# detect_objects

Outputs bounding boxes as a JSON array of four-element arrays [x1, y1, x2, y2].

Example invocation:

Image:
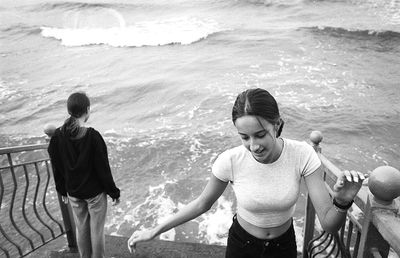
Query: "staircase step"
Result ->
[[48, 235, 226, 258]]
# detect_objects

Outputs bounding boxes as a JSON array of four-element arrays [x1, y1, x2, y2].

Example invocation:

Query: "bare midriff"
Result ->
[[237, 214, 292, 240]]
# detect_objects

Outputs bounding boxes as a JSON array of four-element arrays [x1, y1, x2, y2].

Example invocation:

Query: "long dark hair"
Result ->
[[232, 88, 284, 137], [61, 92, 90, 138]]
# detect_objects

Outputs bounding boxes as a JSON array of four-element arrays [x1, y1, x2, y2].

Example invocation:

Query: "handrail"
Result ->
[[0, 140, 76, 258], [303, 131, 400, 258], [0, 144, 48, 155]]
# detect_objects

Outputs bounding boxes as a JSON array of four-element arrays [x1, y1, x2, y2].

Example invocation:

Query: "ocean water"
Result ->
[[1, 0, 400, 250]]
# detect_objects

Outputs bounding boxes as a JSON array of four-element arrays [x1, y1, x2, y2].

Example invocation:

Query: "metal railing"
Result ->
[[0, 143, 76, 258], [302, 131, 400, 258]]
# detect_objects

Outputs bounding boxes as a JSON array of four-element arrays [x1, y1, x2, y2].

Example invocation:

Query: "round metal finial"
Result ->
[[310, 131, 323, 145], [44, 124, 56, 137], [368, 166, 400, 205]]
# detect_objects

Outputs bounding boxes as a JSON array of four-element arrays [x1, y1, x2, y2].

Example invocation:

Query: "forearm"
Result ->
[[319, 204, 348, 233], [153, 198, 209, 237]]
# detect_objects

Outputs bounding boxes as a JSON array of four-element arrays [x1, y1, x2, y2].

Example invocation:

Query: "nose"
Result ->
[[249, 138, 261, 152]]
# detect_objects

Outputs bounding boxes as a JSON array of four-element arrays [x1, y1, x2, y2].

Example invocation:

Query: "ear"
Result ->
[[274, 119, 282, 131], [275, 119, 284, 137]]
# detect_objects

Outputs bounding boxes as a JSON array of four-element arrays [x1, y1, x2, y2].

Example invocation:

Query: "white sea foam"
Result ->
[[41, 16, 224, 47], [198, 196, 234, 245], [105, 180, 179, 236]]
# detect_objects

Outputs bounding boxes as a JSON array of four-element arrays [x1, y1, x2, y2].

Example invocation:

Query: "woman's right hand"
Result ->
[[127, 229, 157, 254]]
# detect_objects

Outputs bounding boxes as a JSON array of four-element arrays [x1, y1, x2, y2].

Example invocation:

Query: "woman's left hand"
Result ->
[[333, 170, 368, 203]]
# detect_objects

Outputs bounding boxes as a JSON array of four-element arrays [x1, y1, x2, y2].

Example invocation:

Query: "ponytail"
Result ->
[[61, 116, 81, 138]]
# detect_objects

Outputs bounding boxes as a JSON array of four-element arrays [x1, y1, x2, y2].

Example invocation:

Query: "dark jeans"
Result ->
[[225, 215, 297, 258]]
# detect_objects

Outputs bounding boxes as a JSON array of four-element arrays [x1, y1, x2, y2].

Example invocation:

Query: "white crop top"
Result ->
[[212, 138, 321, 228]]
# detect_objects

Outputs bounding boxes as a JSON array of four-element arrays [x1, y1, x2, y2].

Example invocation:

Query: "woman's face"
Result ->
[[234, 115, 281, 164]]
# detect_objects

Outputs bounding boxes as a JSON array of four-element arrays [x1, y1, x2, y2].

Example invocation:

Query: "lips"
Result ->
[[252, 149, 265, 156]]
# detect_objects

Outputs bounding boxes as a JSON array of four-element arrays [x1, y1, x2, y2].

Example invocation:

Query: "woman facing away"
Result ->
[[48, 92, 120, 258], [127, 88, 366, 258]]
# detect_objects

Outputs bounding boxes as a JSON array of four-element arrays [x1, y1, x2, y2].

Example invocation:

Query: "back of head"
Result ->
[[62, 92, 90, 138], [232, 88, 284, 137], [67, 92, 90, 118]]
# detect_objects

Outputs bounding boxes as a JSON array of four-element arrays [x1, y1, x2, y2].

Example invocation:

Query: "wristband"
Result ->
[[333, 198, 353, 210]]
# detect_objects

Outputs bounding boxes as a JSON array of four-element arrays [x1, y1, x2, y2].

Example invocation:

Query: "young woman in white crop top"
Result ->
[[128, 88, 366, 257]]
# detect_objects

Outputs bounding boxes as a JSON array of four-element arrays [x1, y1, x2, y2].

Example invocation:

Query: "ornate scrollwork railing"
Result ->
[[0, 132, 76, 257]]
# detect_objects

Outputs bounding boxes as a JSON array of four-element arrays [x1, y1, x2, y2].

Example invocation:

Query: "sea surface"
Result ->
[[1, 0, 400, 252]]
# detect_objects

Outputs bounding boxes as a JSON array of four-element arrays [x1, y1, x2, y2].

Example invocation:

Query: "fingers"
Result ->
[[342, 170, 368, 183], [62, 196, 69, 204], [127, 238, 136, 254], [128, 233, 140, 254], [335, 170, 368, 192]]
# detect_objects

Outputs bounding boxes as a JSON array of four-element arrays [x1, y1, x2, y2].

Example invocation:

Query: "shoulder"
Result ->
[[88, 128, 103, 139], [50, 127, 62, 142], [213, 145, 248, 169], [87, 128, 109, 149], [216, 145, 247, 161]]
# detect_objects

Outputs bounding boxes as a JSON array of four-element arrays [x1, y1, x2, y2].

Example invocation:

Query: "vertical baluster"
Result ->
[[22, 164, 45, 243], [0, 169, 13, 258], [353, 231, 361, 256], [303, 131, 323, 258], [16, 164, 35, 250], [6, 153, 29, 256], [346, 221, 353, 255], [340, 225, 345, 247], [43, 161, 64, 232], [32, 162, 54, 237], [0, 168, 4, 212]]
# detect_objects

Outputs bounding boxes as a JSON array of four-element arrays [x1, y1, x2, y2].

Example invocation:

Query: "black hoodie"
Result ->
[[48, 127, 120, 200]]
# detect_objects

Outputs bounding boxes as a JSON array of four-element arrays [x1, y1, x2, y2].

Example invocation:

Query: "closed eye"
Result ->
[[240, 135, 249, 140], [255, 132, 266, 138]]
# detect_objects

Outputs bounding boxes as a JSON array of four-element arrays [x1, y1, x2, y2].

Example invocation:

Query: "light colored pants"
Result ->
[[68, 192, 107, 258]]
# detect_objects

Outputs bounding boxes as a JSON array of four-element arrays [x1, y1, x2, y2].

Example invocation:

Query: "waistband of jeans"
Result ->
[[232, 214, 294, 244]]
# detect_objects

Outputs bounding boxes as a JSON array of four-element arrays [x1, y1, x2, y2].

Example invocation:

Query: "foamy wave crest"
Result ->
[[304, 26, 400, 40], [40, 17, 224, 47]]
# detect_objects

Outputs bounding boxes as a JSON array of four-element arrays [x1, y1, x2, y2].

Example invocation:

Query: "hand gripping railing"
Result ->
[[303, 131, 400, 258], [0, 125, 77, 257]]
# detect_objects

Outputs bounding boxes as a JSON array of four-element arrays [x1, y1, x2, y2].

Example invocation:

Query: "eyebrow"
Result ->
[[238, 129, 267, 136]]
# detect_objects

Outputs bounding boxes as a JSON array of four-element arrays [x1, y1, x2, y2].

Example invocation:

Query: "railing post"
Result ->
[[358, 166, 400, 258], [44, 124, 78, 252], [57, 194, 78, 251], [302, 131, 323, 258]]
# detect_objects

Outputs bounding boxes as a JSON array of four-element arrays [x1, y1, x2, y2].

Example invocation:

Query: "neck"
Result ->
[[75, 116, 86, 126], [260, 138, 283, 164]]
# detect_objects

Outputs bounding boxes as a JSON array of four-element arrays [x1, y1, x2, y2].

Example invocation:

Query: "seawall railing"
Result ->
[[1, 129, 399, 257], [303, 131, 400, 258], [0, 141, 76, 258]]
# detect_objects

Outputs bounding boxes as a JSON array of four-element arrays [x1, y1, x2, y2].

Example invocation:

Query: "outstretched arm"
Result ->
[[127, 175, 228, 253], [305, 165, 366, 233]]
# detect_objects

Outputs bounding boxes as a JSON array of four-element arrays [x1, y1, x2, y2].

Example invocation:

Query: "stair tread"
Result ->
[[48, 235, 226, 258]]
